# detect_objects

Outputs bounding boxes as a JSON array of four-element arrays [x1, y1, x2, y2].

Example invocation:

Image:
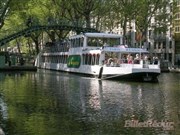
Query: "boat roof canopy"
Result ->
[[84, 33, 122, 38], [70, 32, 122, 39], [103, 46, 148, 53]]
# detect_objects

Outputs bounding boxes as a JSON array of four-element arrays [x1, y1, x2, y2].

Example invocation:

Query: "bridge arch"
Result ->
[[0, 24, 99, 46]]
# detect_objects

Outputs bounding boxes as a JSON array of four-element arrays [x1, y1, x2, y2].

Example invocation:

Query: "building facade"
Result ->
[[112, 1, 176, 67], [148, 1, 175, 67], [174, 0, 180, 66]]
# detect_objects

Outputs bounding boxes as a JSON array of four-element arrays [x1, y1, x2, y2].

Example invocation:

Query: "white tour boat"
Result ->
[[35, 32, 161, 82]]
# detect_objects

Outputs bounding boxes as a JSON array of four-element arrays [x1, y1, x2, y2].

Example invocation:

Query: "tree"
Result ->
[[94, 0, 118, 32], [67, 0, 101, 28], [110, 0, 139, 40], [135, 0, 171, 39], [0, 0, 11, 29]]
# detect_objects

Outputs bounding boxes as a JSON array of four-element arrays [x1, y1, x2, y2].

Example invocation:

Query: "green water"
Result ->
[[0, 70, 179, 135]]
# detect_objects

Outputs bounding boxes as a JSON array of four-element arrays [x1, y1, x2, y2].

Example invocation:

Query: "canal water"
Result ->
[[0, 70, 179, 135]]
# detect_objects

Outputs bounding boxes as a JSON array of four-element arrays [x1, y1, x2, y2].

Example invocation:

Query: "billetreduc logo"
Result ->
[[124, 119, 174, 131]]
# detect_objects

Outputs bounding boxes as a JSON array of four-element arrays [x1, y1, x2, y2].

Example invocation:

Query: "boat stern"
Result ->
[[99, 64, 160, 82]]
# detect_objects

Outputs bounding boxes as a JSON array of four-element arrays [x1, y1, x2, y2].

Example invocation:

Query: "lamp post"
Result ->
[[129, 26, 132, 47], [140, 26, 143, 49], [161, 49, 164, 61], [139, 26, 143, 59]]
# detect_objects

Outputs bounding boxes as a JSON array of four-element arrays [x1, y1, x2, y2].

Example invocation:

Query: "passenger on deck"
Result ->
[[103, 60, 107, 65], [153, 56, 158, 65], [128, 56, 133, 64], [127, 54, 130, 63], [110, 61, 114, 66], [107, 58, 114, 66], [134, 54, 140, 64], [120, 55, 127, 63], [116, 59, 121, 66], [144, 55, 149, 65], [113, 58, 118, 66]]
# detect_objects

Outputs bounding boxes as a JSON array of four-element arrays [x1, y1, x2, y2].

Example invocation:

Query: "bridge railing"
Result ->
[[0, 19, 92, 38]]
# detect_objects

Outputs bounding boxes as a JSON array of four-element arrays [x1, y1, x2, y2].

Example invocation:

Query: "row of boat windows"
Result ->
[[70, 38, 84, 47], [44, 38, 84, 53], [45, 42, 69, 53], [41, 55, 68, 64], [41, 54, 100, 65], [70, 37, 121, 47], [44, 37, 121, 53], [82, 54, 100, 65], [87, 37, 121, 47]]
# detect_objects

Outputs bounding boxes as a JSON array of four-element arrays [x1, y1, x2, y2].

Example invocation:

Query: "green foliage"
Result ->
[[0, 0, 11, 29], [0, 0, 176, 54]]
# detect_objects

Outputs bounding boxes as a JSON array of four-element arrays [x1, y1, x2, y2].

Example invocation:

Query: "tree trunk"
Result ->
[[85, 14, 91, 28], [31, 36, 39, 54], [122, 16, 127, 45], [34, 39, 39, 55], [16, 39, 21, 55]]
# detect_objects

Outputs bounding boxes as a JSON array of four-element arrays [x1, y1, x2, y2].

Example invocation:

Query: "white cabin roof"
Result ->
[[84, 33, 122, 38], [69, 32, 122, 39]]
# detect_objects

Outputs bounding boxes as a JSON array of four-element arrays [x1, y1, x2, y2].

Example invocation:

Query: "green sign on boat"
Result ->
[[67, 55, 81, 68]]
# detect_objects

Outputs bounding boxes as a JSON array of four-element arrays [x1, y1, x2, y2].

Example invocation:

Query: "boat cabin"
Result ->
[[69, 33, 123, 48], [101, 46, 159, 67]]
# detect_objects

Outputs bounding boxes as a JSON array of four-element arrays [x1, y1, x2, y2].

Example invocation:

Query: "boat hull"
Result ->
[[101, 72, 160, 82], [38, 62, 160, 82], [99, 66, 160, 82]]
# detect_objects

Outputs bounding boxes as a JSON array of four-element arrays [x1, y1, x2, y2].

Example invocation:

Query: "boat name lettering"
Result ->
[[103, 47, 147, 52], [69, 61, 79, 65]]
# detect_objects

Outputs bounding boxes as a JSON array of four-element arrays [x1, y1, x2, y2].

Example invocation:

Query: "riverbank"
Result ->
[[0, 65, 37, 71], [169, 68, 180, 73]]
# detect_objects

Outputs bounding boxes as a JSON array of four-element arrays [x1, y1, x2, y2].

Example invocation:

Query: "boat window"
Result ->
[[158, 42, 161, 49], [95, 54, 100, 65], [88, 38, 99, 46], [87, 37, 120, 47], [77, 38, 81, 47], [88, 55, 90, 65], [69, 38, 84, 48], [72, 39, 75, 48], [74, 38, 79, 47], [154, 42, 157, 49], [92, 55, 95, 65], [80, 38, 84, 47], [49, 56, 51, 63], [54, 56, 56, 63], [53, 56, 55, 63], [56, 56, 59, 63], [69, 39, 72, 48], [46, 56, 48, 63], [64, 55, 67, 63]]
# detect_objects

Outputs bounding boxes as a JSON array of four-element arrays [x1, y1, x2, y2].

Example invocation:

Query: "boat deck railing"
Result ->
[[103, 60, 160, 69]]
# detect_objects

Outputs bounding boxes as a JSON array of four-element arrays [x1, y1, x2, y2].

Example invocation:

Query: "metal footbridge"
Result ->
[[0, 21, 99, 46]]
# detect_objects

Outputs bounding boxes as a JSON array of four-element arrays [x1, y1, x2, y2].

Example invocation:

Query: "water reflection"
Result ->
[[0, 71, 179, 135]]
